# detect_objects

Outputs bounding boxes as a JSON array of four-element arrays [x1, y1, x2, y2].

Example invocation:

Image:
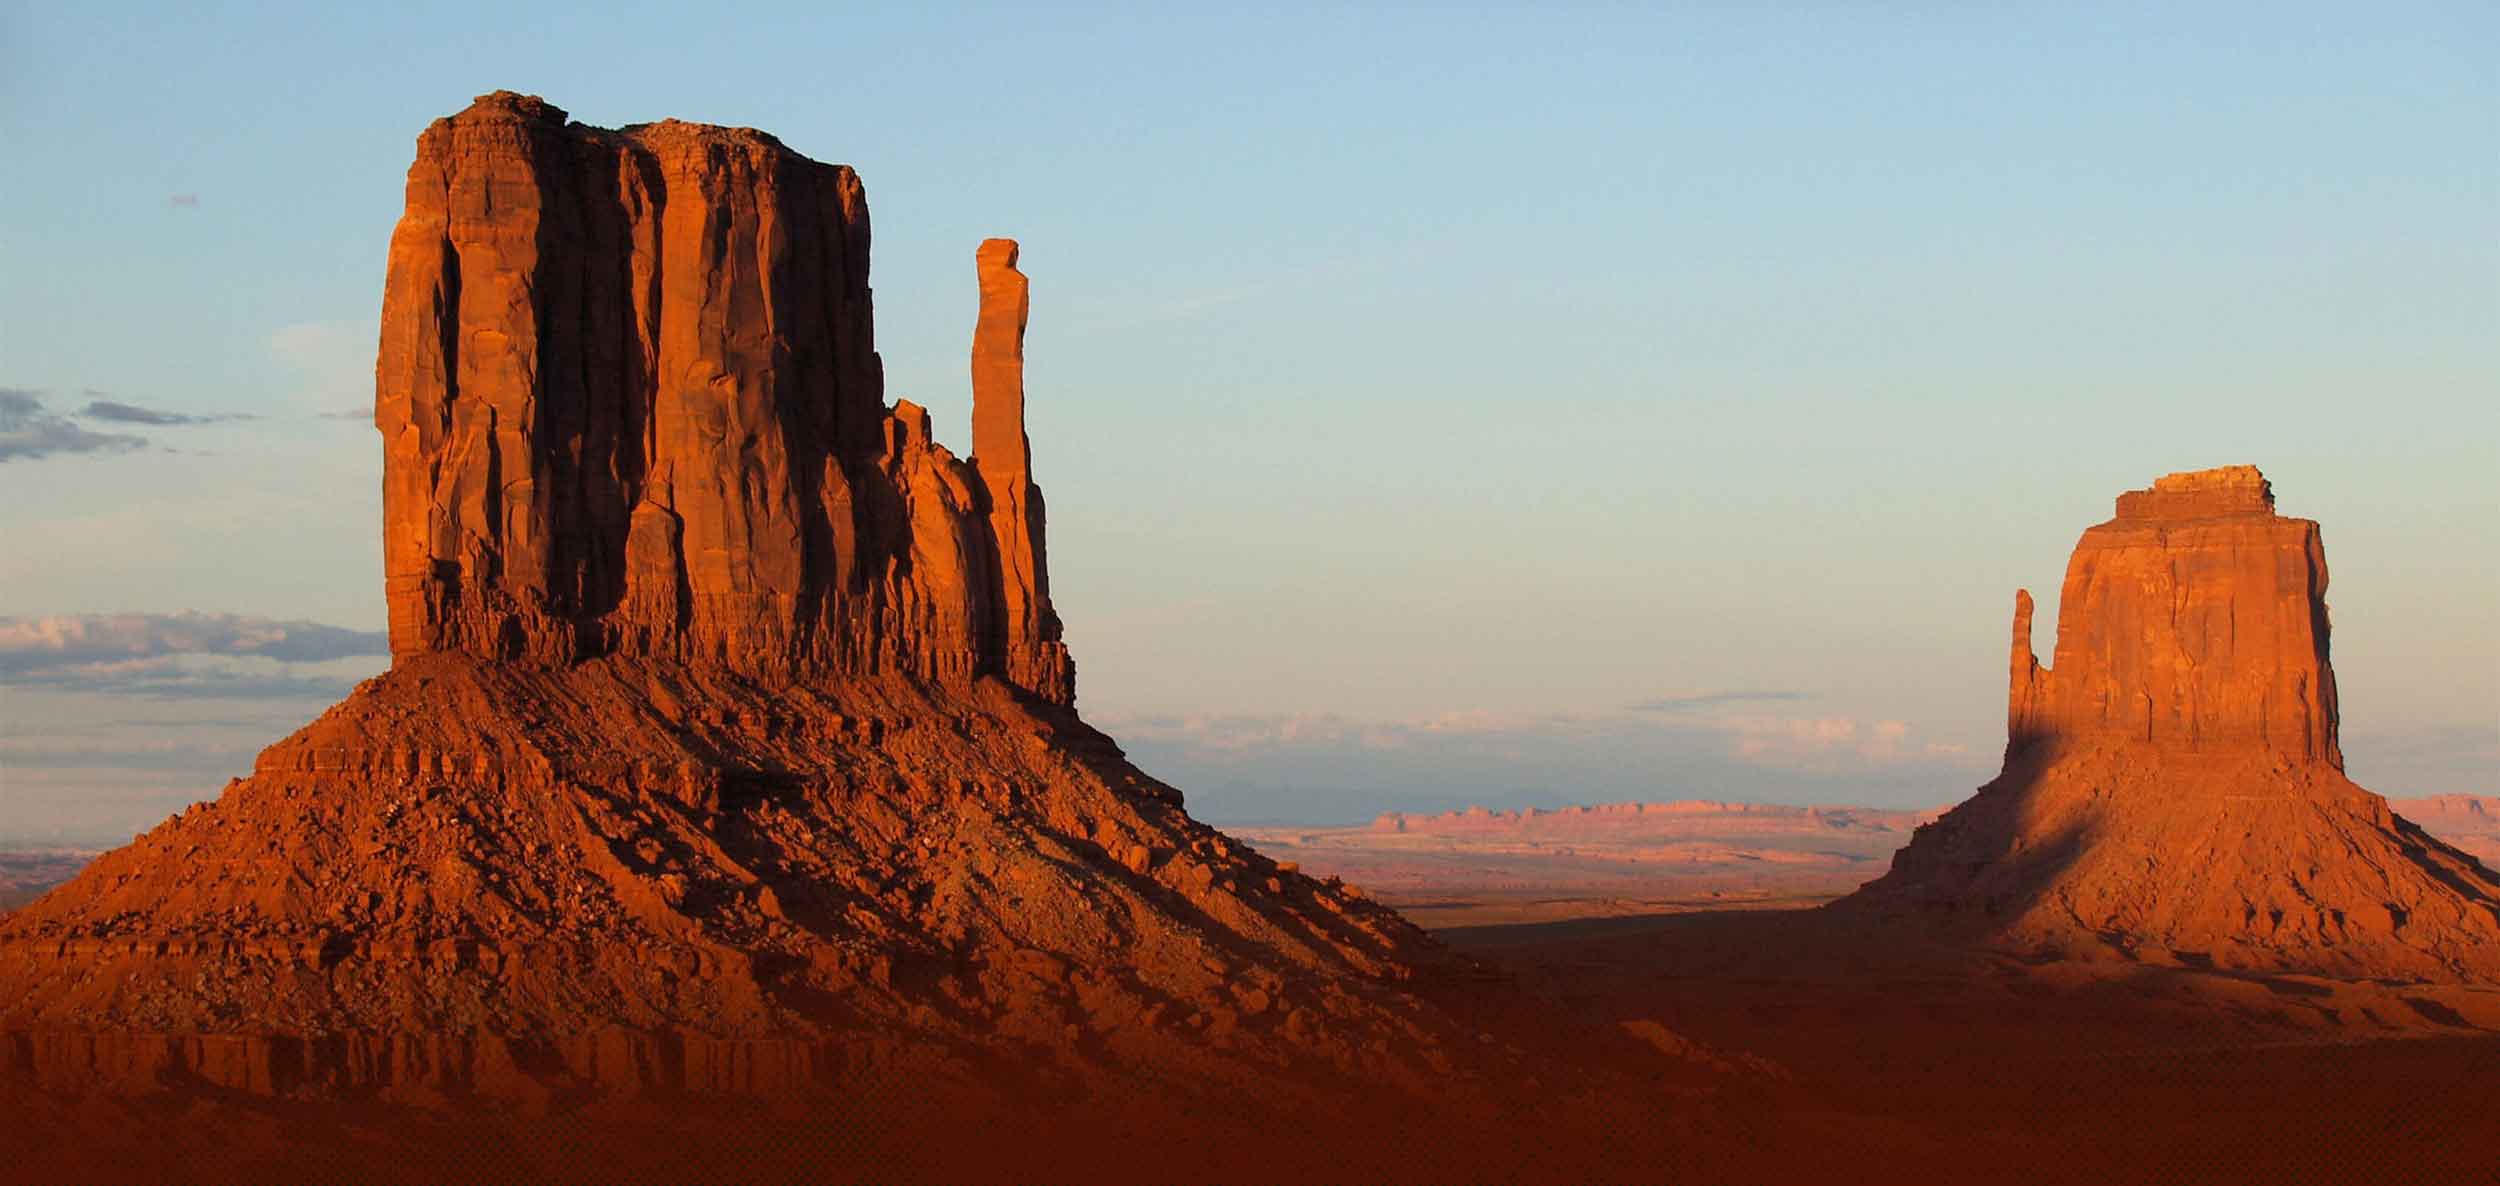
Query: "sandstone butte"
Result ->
[[0, 95, 1607, 1138], [1839, 466, 2500, 980], [370, 92, 1071, 703]]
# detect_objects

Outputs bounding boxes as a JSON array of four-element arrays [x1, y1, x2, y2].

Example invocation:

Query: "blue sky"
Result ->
[[2, 2, 2493, 838]]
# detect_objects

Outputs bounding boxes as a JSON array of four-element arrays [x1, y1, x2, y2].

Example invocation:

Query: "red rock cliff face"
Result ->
[[2007, 466, 2338, 764], [1848, 466, 2500, 980], [377, 92, 1071, 704]]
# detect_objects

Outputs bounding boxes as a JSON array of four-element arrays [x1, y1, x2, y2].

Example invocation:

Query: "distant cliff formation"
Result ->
[[2391, 795, 2500, 866], [378, 92, 1070, 703], [1844, 467, 2500, 980], [1369, 800, 1936, 838]]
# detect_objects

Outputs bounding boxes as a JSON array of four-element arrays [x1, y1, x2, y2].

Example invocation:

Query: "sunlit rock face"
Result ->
[[1849, 467, 2500, 981], [377, 91, 1069, 705], [2007, 465, 2336, 764]]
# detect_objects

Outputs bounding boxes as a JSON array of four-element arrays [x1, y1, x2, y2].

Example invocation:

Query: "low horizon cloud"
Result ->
[[0, 389, 145, 462], [0, 611, 389, 699], [1627, 690, 1811, 712], [77, 398, 256, 426]]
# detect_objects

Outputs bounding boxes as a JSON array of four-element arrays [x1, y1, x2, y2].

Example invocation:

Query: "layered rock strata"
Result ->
[[376, 92, 1069, 704], [1845, 467, 2500, 979]]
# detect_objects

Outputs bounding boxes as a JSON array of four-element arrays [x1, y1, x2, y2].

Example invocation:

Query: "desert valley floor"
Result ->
[[7, 795, 2498, 1183]]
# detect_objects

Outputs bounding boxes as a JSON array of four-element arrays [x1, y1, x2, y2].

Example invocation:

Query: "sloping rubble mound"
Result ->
[[0, 654, 1483, 1105]]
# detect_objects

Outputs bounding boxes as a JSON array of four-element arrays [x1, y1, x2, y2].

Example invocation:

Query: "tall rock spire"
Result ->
[[2004, 588, 2050, 756], [969, 238, 1071, 703]]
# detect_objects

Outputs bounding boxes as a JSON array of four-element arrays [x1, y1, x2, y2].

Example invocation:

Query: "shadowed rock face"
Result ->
[[1850, 467, 2500, 980], [378, 92, 1070, 704]]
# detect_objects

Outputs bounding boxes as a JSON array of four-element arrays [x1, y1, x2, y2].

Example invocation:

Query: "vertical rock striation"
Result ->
[[377, 91, 1070, 704], [2007, 465, 2337, 764], [1846, 467, 2500, 979]]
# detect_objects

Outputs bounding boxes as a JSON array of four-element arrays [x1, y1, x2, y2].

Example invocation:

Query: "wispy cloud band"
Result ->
[[77, 399, 255, 426], [0, 612, 389, 698], [0, 389, 145, 462], [1627, 690, 1810, 712]]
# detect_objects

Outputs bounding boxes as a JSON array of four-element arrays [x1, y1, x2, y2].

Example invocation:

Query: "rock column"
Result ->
[[970, 239, 1073, 703]]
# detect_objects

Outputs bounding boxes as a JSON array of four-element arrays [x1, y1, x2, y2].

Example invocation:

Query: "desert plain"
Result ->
[[8, 788, 2499, 1182]]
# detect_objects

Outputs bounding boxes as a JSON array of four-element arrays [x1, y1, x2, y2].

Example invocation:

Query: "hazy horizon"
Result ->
[[4, 3, 2494, 842]]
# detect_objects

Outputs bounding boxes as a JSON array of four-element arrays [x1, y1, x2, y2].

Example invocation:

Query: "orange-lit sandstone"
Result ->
[[968, 237, 1070, 703], [1844, 466, 2500, 978], [375, 92, 1068, 703], [0, 94, 1502, 1113]]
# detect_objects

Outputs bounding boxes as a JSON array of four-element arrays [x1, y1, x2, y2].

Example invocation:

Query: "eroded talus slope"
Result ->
[[1841, 467, 2500, 980], [0, 655, 1472, 1099]]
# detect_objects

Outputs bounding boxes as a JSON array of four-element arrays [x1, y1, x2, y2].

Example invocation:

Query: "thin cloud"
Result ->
[[168, 194, 200, 209], [0, 388, 146, 462], [1098, 702, 1992, 826], [0, 612, 387, 674], [0, 612, 389, 699], [78, 399, 256, 426], [1627, 690, 1810, 713], [2, 655, 373, 700]]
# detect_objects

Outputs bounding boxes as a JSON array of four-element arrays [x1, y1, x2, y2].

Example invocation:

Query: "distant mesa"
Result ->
[[2392, 794, 2500, 867], [1840, 466, 2500, 979], [1368, 800, 1937, 837]]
